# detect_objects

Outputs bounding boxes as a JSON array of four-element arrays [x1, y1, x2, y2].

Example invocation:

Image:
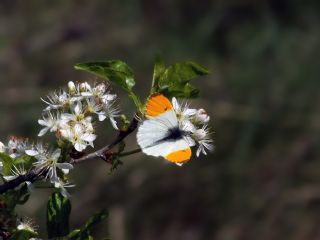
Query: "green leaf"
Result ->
[[47, 192, 71, 239], [0, 152, 13, 176], [160, 83, 200, 98], [151, 55, 166, 93], [14, 155, 35, 170], [83, 209, 108, 231], [157, 61, 209, 99], [75, 60, 142, 111], [65, 229, 81, 239], [66, 210, 108, 240], [75, 60, 135, 92], [3, 184, 30, 211], [9, 229, 37, 240], [16, 184, 30, 205]]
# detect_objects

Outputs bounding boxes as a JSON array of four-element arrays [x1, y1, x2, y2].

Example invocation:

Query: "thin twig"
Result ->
[[0, 167, 47, 194]]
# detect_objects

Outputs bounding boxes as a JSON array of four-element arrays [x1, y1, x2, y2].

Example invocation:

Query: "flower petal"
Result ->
[[110, 118, 118, 130], [38, 127, 49, 137], [25, 149, 39, 156], [81, 133, 96, 142], [75, 142, 86, 152], [172, 97, 180, 111], [57, 162, 73, 170], [98, 114, 107, 121], [52, 149, 61, 159]]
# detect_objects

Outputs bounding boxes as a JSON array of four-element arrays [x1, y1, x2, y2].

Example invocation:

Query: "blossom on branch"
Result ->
[[38, 81, 120, 152]]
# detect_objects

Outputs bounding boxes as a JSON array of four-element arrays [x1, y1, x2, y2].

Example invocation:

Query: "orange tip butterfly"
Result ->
[[137, 94, 193, 165]]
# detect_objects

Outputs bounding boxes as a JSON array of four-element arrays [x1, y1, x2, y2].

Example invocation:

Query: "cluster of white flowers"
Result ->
[[172, 97, 213, 157], [39, 81, 120, 152], [0, 137, 32, 181], [0, 136, 30, 159], [0, 137, 31, 178], [0, 137, 73, 197]]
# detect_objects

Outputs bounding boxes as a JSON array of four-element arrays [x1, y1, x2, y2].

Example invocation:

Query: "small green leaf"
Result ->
[[109, 156, 123, 174], [3, 184, 30, 211], [9, 229, 37, 240], [16, 184, 30, 205], [0, 152, 13, 176], [83, 209, 108, 231], [47, 192, 71, 239], [66, 210, 108, 240], [65, 229, 81, 239], [151, 55, 166, 93], [161, 61, 209, 84], [157, 61, 209, 99], [75, 60, 135, 92], [14, 155, 35, 170]]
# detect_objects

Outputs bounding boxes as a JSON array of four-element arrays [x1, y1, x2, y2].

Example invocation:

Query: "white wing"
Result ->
[[141, 138, 190, 158], [137, 110, 178, 156]]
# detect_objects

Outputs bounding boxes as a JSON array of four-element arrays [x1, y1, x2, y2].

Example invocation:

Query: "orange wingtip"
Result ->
[[165, 148, 191, 164], [146, 94, 173, 117]]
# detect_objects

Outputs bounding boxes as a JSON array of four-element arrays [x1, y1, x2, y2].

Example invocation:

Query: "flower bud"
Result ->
[[68, 81, 76, 94], [95, 83, 106, 95], [80, 82, 90, 92], [193, 128, 207, 140], [54, 181, 61, 188], [0, 141, 5, 153], [195, 109, 210, 123]]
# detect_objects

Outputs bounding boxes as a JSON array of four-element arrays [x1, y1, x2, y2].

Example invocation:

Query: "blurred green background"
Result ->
[[1, 0, 320, 239]]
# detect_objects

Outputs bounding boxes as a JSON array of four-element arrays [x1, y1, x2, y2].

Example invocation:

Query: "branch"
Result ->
[[119, 148, 142, 157], [71, 116, 139, 163], [0, 115, 139, 194], [0, 167, 47, 194]]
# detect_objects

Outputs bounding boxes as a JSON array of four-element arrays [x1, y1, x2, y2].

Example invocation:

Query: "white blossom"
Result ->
[[17, 217, 38, 234], [61, 101, 92, 126], [194, 108, 210, 124], [60, 124, 96, 152], [172, 97, 197, 121], [7, 136, 29, 159], [25, 142, 47, 157], [34, 148, 73, 184], [38, 112, 61, 137], [81, 82, 116, 101], [41, 90, 81, 111], [85, 97, 103, 114], [192, 125, 214, 157], [98, 99, 120, 129]]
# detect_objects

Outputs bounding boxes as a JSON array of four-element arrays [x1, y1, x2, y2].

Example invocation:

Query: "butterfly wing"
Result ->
[[145, 93, 174, 118]]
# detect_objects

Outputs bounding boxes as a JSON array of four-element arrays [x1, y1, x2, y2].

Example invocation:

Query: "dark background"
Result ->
[[1, 0, 320, 239]]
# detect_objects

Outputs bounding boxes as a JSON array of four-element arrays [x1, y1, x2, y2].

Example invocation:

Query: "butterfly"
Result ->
[[137, 94, 193, 165]]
